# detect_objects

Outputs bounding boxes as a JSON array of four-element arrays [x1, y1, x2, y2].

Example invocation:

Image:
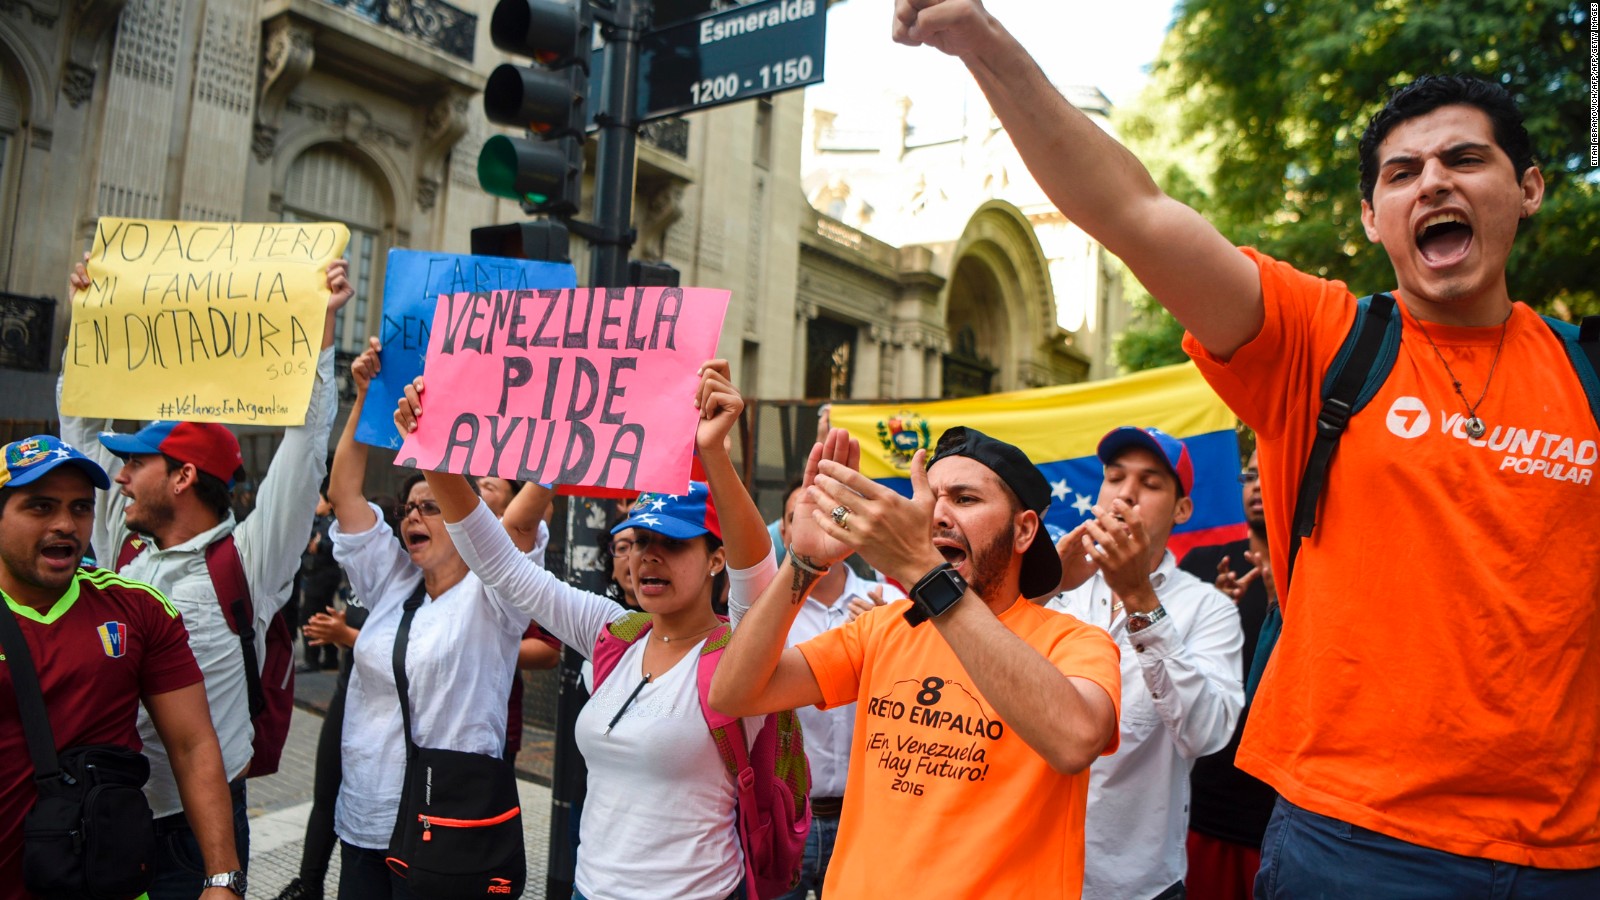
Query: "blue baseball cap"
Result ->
[[1097, 427, 1195, 497], [611, 481, 722, 540], [0, 435, 111, 491]]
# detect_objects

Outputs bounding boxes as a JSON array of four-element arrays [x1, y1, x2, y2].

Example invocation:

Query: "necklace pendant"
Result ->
[[1465, 416, 1486, 439]]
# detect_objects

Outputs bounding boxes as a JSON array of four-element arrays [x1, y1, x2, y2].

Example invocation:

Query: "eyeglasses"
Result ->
[[609, 538, 637, 556], [1237, 470, 1260, 485], [402, 500, 442, 518]]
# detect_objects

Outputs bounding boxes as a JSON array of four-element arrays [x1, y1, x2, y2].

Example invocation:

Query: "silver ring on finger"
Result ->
[[831, 505, 852, 529]]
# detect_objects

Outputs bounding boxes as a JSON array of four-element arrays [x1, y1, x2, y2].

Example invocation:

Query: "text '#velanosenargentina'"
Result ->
[[421, 287, 690, 491]]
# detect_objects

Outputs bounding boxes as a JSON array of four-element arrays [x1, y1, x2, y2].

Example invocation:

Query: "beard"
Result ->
[[123, 490, 174, 537], [964, 522, 1016, 603]]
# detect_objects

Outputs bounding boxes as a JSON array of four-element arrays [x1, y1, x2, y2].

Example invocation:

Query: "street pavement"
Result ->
[[244, 670, 558, 899]]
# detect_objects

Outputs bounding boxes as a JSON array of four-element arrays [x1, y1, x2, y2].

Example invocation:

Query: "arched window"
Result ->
[[281, 145, 388, 352], [0, 58, 26, 289]]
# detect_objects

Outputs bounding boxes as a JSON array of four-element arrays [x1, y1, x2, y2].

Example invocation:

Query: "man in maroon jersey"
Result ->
[[0, 435, 244, 900]]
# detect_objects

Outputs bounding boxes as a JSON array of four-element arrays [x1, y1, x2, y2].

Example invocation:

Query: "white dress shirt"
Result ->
[[58, 346, 336, 816], [1047, 551, 1244, 900], [332, 503, 535, 849]]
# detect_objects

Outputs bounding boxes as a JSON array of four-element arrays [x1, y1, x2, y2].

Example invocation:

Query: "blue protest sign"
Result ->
[[356, 249, 578, 448]]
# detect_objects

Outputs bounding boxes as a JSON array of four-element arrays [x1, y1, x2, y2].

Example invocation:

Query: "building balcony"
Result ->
[[321, 0, 475, 64]]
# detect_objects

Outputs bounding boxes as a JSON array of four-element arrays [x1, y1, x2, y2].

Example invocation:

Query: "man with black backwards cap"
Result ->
[[1045, 427, 1244, 900], [712, 426, 1121, 898], [0, 436, 243, 900], [56, 261, 351, 899]]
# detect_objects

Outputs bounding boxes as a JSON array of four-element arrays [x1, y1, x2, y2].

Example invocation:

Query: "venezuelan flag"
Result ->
[[830, 362, 1245, 559]]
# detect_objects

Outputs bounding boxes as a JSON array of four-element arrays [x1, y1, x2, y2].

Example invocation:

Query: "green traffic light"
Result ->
[[477, 134, 523, 202], [476, 133, 577, 212]]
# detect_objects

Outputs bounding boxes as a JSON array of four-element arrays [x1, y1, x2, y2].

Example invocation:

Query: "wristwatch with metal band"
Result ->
[[904, 562, 969, 626], [202, 870, 246, 896], [1126, 605, 1168, 634]]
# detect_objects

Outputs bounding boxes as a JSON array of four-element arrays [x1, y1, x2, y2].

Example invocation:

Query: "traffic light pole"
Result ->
[[586, 0, 646, 287], [547, 5, 647, 899]]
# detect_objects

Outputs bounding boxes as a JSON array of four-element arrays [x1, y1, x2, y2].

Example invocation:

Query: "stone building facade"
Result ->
[[0, 0, 1129, 432]]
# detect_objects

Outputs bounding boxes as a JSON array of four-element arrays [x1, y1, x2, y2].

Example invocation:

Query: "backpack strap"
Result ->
[[695, 624, 760, 900], [589, 611, 654, 692], [204, 536, 264, 719], [0, 606, 62, 782], [1543, 314, 1600, 428], [114, 534, 147, 572], [1289, 293, 1401, 589]]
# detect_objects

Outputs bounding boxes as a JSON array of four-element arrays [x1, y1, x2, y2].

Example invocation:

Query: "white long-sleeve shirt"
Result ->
[[446, 502, 777, 899], [58, 346, 337, 816], [332, 503, 535, 849], [1047, 550, 1243, 900]]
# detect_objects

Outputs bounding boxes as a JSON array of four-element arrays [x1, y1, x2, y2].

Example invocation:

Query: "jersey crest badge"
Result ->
[[97, 621, 128, 658]]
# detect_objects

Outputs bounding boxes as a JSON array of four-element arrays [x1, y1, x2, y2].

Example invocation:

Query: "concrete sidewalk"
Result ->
[[245, 673, 560, 899]]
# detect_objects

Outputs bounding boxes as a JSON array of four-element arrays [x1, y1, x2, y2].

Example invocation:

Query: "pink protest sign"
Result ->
[[397, 286, 730, 494]]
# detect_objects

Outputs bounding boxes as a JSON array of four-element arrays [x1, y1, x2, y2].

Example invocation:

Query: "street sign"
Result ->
[[635, 0, 826, 122]]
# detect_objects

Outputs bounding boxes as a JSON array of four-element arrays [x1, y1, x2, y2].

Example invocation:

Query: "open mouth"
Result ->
[[637, 575, 670, 596], [40, 540, 79, 568], [404, 530, 431, 552], [933, 536, 969, 572], [1415, 212, 1473, 267]]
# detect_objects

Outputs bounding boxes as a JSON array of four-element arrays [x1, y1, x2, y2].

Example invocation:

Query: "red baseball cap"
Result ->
[[99, 421, 244, 487]]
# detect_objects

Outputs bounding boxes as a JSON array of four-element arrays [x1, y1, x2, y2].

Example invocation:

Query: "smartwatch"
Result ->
[[904, 563, 969, 626], [202, 870, 246, 896]]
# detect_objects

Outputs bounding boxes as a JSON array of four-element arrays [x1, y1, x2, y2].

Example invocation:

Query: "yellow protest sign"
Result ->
[[60, 218, 350, 426]]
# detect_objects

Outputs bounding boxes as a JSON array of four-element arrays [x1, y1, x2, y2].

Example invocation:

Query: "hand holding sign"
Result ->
[[395, 286, 730, 495], [60, 218, 350, 426]]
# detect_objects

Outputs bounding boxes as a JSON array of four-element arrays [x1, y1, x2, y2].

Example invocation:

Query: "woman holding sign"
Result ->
[[396, 360, 783, 900], [322, 339, 551, 899]]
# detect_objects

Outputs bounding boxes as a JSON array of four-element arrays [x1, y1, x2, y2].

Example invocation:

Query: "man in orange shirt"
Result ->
[[894, 1, 1600, 895], [712, 427, 1121, 898]]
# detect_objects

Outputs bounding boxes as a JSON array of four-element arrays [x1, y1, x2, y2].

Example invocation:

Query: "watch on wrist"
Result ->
[[202, 870, 246, 896], [904, 562, 969, 627], [1126, 605, 1168, 634]]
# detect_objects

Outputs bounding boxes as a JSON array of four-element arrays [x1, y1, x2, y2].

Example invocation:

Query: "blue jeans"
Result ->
[[1257, 797, 1600, 899], [148, 778, 250, 900], [775, 813, 839, 900]]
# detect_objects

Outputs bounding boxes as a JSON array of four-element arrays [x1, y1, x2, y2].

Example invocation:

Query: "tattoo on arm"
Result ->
[[789, 559, 823, 600]]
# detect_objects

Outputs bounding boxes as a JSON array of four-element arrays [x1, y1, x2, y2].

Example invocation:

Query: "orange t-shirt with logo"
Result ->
[[797, 597, 1120, 898], [1183, 249, 1600, 867]]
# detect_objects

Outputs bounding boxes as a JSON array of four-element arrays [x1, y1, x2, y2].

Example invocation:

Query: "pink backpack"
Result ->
[[592, 612, 811, 900]]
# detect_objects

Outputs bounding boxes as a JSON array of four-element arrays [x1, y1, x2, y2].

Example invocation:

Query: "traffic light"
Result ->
[[480, 0, 592, 214], [472, 220, 571, 264]]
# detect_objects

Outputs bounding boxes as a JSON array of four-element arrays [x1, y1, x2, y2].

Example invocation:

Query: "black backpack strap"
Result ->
[[0, 606, 62, 781], [1543, 314, 1600, 429], [391, 580, 429, 757], [1288, 293, 1401, 588]]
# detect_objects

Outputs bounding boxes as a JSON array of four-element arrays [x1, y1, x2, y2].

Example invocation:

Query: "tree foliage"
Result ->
[[1113, 0, 1596, 372]]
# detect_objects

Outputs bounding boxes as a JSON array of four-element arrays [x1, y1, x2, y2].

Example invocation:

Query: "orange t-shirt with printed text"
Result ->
[[1184, 249, 1600, 867], [797, 597, 1121, 898]]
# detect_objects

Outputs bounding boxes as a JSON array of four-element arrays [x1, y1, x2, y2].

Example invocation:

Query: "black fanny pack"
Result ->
[[383, 583, 525, 898], [2, 611, 156, 900]]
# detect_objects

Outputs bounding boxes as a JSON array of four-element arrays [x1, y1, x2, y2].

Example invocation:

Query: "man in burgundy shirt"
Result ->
[[0, 435, 243, 900]]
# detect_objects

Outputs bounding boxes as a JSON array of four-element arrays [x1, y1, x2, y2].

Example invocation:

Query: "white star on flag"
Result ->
[[51, 448, 73, 459], [1050, 479, 1070, 502], [1072, 494, 1093, 516], [637, 513, 661, 527], [650, 498, 667, 511]]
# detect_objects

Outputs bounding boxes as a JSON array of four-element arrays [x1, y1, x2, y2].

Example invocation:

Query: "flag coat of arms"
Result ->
[[831, 362, 1246, 559]]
